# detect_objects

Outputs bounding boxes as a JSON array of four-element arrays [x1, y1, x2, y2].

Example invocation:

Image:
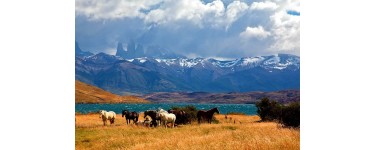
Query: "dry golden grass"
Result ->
[[76, 113, 299, 150], [75, 80, 150, 104]]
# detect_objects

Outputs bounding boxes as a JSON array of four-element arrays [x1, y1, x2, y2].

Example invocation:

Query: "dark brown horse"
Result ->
[[122, 110, 139, 125], [144, 110, 161, 127], [168, 109, 188, 125], [197, 107, 220, 124]]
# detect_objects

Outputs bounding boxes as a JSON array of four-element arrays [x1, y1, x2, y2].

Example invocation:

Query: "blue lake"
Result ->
[[76, 103, 257, 115]]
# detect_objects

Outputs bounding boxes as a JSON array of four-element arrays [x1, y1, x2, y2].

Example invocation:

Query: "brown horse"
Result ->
[[168, 109, 188, 125], [122, 110, 139, 125], [197, 107, 220, 124]]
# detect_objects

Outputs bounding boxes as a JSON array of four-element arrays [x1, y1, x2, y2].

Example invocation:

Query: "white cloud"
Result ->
[[268, 2, 300, 53], [76, 0, 300, 57], [144, 0, 226, 27], [250, 1, 278, 10], [75, 0, 162, 20], [225, 1, 249, 29], [240, 26, 271, 39], [76, 0, 250, 29]]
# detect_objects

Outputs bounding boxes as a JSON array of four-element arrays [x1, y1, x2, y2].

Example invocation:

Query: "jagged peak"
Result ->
[[117, 42, 125, 51]]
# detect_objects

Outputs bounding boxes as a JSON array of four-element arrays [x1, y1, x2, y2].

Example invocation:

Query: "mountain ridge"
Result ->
[[76, 52, 299, 94]]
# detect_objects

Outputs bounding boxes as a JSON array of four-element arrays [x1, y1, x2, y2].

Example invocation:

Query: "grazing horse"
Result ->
[[122, 110, 139, 125], [168, 109, 188, 125], [144, 110, 161, 127], [99, 110, 116, 126], [157, 111, 176, 128], [197, 107, 220, 124]]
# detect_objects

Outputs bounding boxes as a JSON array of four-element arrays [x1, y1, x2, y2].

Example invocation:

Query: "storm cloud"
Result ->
[[75, 0, 300, 58]]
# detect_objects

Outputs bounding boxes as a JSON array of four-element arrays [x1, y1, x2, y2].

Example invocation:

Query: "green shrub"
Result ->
[[255, 98, 300, 128], [255, 97, 282, 121], [280, 102, 300, 128], [170, 105, 198, 121]]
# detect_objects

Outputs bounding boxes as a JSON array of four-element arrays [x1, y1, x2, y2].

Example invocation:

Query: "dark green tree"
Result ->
[[255, 97, 282, 121], [280, 102, 300, 127]]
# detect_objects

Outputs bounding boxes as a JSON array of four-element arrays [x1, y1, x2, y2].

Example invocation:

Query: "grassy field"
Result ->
[[75, 113, 299, 150]]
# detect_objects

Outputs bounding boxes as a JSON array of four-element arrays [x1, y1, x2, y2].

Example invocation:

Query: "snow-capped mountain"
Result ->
[[76, 52, 300, 94], [123, 54, 299, 71]]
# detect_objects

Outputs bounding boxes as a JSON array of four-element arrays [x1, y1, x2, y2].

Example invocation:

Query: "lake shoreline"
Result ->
[[76, 103, 258, 115]]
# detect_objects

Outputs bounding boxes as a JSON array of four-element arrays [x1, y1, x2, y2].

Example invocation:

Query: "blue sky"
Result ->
[[75, 0, 300, 58]]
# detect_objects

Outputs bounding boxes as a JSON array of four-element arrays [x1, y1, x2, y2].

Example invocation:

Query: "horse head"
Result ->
[[98, 110, 105, 118], [211, 107, 220, 114], [122, 110, 129, 117], [213, 107, 220, 114], [156, 111, 164, 118]]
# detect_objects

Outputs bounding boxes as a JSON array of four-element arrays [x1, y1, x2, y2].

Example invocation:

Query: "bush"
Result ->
[[255, 97, 282, 121], [255, 97, 300, 128], [280, 102, 300, 128], [170, 105, 198, 122]]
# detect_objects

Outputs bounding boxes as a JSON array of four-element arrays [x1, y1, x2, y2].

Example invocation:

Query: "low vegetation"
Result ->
[[256, 97, 300, 128], [75, 80, 150, 104], [76, 113, 299, 150]]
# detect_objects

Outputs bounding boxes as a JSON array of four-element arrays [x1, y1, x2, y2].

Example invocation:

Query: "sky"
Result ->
[[75, 0, 300, 59]]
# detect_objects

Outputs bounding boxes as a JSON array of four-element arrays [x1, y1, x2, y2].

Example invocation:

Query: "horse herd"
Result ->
[[98, 107, 220, 128]]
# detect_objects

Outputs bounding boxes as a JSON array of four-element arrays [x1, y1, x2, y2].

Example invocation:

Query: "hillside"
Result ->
[[75, 80, 150, 104], [143, 90, 299, 104]]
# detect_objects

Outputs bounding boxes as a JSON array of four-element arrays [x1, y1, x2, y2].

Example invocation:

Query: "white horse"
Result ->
[[99, 110, 116, 126], [157, 111, 176, 128]]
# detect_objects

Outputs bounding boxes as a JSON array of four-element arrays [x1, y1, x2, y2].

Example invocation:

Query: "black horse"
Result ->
[[168, 109, 189, 125], [144, 110, 161, 127], [122, 110, 139, 125], [197, 107, 220, 124]]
